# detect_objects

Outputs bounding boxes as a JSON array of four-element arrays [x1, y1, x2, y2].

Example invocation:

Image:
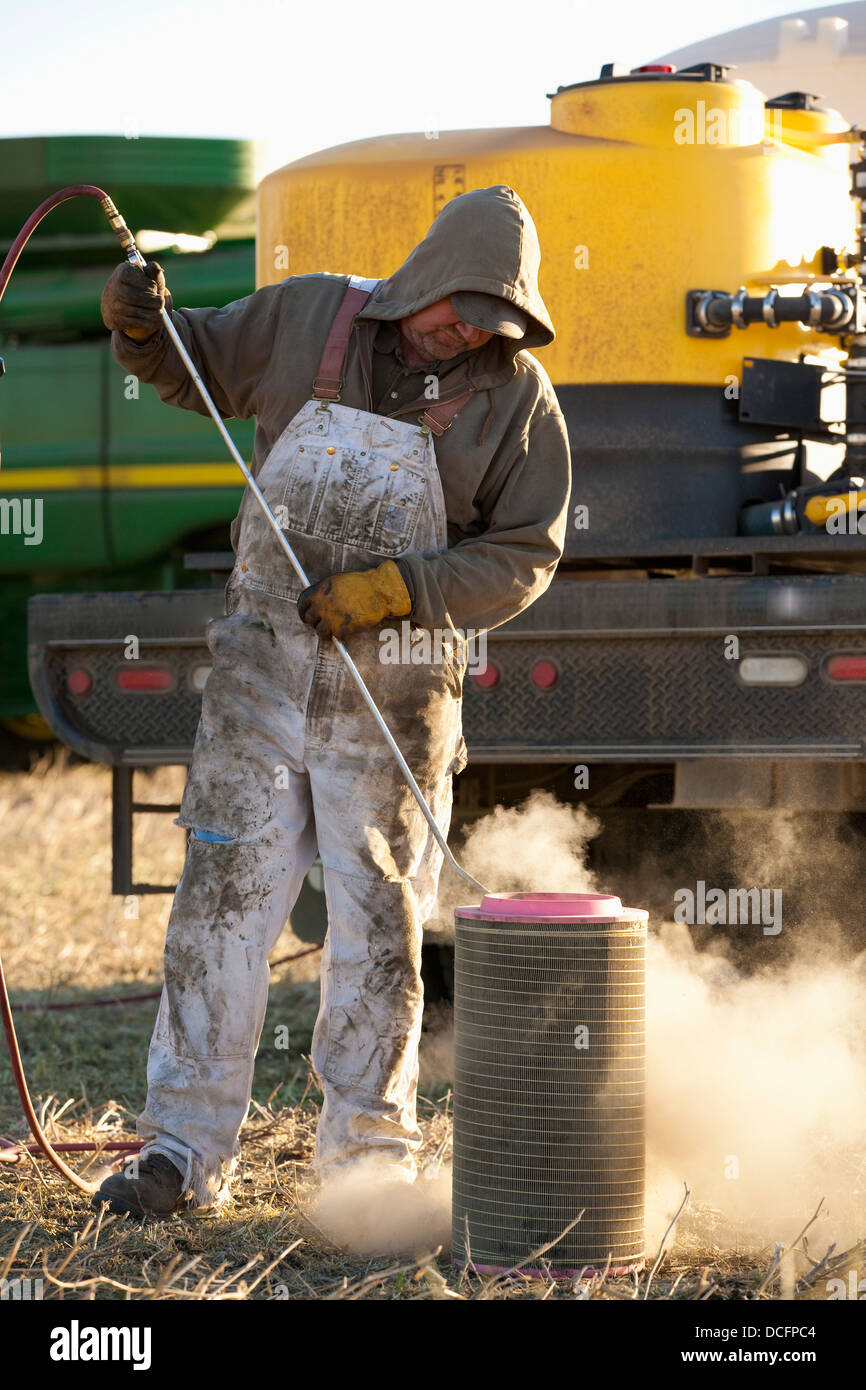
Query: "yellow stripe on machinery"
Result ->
[[0, 464, 243, 491]]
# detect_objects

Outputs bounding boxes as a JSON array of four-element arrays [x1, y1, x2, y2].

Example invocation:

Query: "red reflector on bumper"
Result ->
[[67, 668, 92, 696], [115, 668, 173, 691], [473, 663, 500, 689], [826, 655, 866, 682], [531, 660, 559, 689]]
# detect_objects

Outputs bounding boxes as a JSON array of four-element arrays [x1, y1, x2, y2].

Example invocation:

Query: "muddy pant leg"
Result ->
[[137, 597, 318, 1203], [138, 820, 317, 1206], [311, 875, 425, 1177], [308, 750, 454, 1178]]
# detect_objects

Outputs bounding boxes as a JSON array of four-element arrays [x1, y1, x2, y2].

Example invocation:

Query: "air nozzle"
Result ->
[[100, 195, 146, 268]]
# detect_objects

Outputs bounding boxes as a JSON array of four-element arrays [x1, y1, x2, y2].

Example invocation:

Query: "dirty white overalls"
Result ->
[[137, 280, 471, 1206]]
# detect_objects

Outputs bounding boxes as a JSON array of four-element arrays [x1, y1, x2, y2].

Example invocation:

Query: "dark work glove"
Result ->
[[101, 260, 171, 342]]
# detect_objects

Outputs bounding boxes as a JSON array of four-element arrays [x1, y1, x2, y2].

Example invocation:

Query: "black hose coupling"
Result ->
[[687, 283, 863, 337]]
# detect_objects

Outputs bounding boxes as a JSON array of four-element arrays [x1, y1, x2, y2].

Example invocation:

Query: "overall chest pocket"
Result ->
[[279, 443, 427, 558]]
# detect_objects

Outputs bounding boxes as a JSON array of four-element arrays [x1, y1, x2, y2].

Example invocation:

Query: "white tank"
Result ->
[[656, 2, 866, 126]]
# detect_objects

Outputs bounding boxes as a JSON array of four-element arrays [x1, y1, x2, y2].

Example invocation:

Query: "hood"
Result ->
[[357, 185, 554, 385]]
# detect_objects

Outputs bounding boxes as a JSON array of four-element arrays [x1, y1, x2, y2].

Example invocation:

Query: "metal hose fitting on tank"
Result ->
[[691, 286, 861, 336]]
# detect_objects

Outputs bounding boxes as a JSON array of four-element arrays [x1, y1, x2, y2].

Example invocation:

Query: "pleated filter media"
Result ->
[[452, 892, 648, 1276]]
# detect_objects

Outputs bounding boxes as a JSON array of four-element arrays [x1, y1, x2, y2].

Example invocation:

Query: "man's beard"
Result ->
[[405, 328, 464, 364]]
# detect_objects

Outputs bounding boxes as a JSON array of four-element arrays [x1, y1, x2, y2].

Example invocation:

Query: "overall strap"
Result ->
[[419, 388, 476, 436], [313, 275, 479, 432], [312, 276, 379, 401]]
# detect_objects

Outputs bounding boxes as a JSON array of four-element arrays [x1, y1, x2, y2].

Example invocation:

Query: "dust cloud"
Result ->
[[646, 923, 866, 1252], [431, 789, 600, 933], [643, 806, 866, 1251], [313, 792, 866, 1259], [418, 1000, 455, 1088], [306, 1159, 452, 1258]]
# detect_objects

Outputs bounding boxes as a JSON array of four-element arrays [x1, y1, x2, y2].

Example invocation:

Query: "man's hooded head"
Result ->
[[357, 185, 554, 381]]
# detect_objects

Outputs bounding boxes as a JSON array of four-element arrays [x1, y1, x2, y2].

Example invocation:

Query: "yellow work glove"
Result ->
[[297, 560, 412, 640]]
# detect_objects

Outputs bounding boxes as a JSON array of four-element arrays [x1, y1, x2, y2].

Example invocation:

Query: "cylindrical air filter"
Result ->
[[452, 891, 647, 1276]]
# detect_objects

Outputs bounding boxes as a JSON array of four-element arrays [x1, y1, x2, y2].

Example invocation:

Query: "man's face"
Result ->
[[399, 296, 495, 366]]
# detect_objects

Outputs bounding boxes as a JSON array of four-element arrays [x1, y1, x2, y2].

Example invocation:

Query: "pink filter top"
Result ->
[[457, 891, 648, 923]]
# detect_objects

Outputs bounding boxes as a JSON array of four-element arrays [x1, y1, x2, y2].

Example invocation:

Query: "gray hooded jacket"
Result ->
[[109, 184, 571, 634]]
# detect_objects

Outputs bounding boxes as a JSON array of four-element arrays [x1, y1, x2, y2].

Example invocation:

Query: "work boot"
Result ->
[[91, 1154, 187, 1219]]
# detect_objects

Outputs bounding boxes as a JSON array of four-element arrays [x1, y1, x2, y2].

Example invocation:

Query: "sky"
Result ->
[[2, 0, 853, 178]]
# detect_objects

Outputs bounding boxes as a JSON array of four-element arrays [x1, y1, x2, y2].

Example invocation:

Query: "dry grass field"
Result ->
[[1, 752, 863, 1302]]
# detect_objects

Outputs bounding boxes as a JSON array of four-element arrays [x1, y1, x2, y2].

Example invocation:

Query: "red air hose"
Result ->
[[0, 185, 134, 1192], [0, 954, 107, 1191], [0, 184, 132, 306], [1, 940, 323, 1185], [0, 188, 325, 1193], [0, 186, 207, 1191], [0, 948, 321, 1175]]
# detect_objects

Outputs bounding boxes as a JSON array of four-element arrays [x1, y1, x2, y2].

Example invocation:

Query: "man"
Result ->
[[92, 184, 571, 1217]]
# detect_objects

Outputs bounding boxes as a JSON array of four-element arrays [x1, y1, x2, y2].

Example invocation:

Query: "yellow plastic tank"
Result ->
[[256, 69, 857, 389]]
